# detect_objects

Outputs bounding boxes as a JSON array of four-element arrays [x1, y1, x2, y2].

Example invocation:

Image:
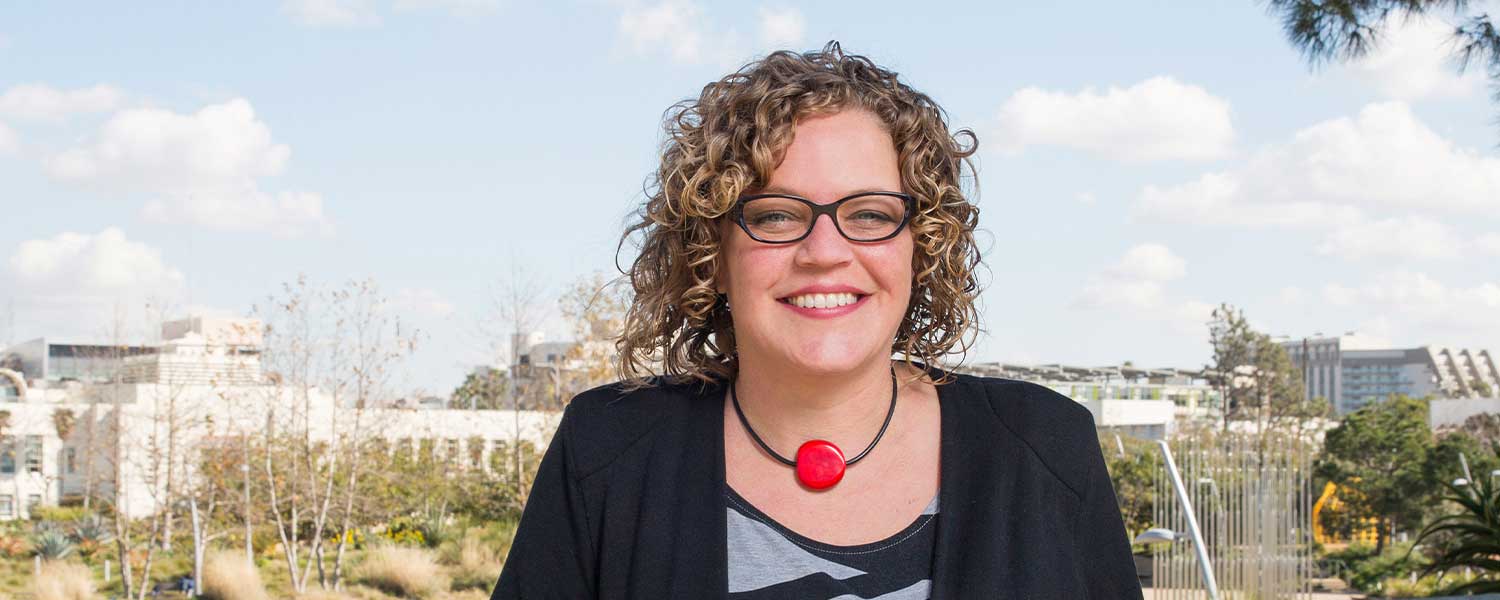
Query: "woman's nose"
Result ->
[[793, 213, 855, 267]]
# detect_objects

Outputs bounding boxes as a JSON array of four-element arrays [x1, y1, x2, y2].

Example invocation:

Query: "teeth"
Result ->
[[786, 293, 860, 309]]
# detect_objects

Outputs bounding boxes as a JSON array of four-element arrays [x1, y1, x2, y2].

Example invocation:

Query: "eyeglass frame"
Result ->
[[730, 191, 916, 244]]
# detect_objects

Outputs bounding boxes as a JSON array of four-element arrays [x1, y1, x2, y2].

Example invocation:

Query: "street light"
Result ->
[[1133, 527, 1183, 546]]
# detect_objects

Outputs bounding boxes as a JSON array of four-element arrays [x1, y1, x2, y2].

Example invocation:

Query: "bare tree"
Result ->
[[254, 276, 417, 592], [483, 264, 548, 503]]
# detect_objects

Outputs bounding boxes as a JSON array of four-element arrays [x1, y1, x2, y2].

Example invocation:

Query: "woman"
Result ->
[[492, 42, 1141, 599]]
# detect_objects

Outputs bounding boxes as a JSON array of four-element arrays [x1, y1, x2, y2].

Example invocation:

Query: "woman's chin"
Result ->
[[783, 345, 885, 375]]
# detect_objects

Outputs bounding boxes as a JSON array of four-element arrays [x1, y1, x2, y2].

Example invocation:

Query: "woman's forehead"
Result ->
[[761, 110, 899, 202]]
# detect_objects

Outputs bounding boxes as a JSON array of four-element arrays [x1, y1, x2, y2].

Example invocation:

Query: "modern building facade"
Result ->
[[952, 362, 1222, 439], [1282, 337, 1499, 415]]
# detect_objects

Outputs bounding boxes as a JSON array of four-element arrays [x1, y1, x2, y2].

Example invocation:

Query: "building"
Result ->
[[1281, 337, 1499, 415], [0, 316, 562, 520], [952, 362, 1222, 440]]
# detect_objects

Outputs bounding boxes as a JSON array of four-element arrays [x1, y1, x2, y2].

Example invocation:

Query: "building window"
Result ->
[[0, 495, 11, 517], [24, 436, 42, 474], [0, 447, 13, 475], [64, 448, 77, 474]]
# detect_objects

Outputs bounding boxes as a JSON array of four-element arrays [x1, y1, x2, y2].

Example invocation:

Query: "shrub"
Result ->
[[353, 545, 449, 598], [31, 528, 75, 560], [1324, 542, 1428, 592], [0, 533, 29, 558], [31, 506, 90, 523], [444, 530, 502, 591], [382, 516, 427, 547], [202, 551, 269, 600], [480, 518, 519, 564], [30, 560, 95, 600]]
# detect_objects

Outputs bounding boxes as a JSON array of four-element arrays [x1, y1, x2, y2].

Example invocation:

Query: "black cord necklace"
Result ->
[[730, 365, 898, 490]]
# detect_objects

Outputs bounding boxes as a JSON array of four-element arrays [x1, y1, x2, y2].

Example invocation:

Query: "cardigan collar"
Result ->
[[672, 366, 1004, 599]]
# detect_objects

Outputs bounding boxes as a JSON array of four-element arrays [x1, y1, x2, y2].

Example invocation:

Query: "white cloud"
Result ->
[[392, 288, 456, 318], [0, 83, 123, 121], [1075, 191, 1097, 206], [281, 0, 381, 28], [1073, 244, 1209, 337], [45, 98, 333, 237], [1478, 232, 1500, 256], [393, 0, 501, 16], [1278, 286, 1307, 305], [1136, 172, 1366, 228], [1315, 215, 1462, 260], [1074, 243, 1186, 311], [1349, 16, 1482, 100], [1339, 317, 1396, 350], [993, 76, 1234, 162], [1138, 102, 1500, 224], [1111, 243, 1186, 281], [7, 228, 184, 300], [758, 6, 804, 48], [1319, 270, 1500, 347], [0, 121, 16, 154], [619, 0, 718, 64]]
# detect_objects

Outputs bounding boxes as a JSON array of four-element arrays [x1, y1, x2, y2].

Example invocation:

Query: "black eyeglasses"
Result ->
[[731, 191, 914, 244]]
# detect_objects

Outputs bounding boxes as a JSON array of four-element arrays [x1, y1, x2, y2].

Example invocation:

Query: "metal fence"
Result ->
[[1151, 428, 1316, 599]]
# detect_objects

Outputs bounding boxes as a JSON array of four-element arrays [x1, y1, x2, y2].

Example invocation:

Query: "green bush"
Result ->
[[1322, 542, 1428, 593], [382, 516, 427, 547], [31, 506, 91, 523]]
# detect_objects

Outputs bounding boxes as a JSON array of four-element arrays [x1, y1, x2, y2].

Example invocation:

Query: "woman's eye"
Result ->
[[849, 210, 896, 223], [751, 212, 796, 225]]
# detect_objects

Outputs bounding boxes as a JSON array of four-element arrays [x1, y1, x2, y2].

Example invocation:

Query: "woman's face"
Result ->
[[718, 108, 913, 375]]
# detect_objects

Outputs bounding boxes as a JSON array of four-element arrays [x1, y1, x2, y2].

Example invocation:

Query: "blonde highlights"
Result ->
[[617, 41, 983, 386]]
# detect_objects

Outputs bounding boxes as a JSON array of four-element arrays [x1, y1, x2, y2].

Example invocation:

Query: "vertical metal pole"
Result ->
[[1158, 439, 1221, 600]]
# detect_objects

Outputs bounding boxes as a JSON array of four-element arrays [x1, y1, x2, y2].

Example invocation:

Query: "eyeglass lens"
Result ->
[[740, 195, 906, 242]]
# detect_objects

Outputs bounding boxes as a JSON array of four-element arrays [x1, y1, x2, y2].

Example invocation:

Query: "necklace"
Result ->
[[730, 366, 898, 490]]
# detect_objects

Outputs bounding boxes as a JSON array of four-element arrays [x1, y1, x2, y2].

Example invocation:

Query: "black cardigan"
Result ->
[[491, 369, 1144, 599]]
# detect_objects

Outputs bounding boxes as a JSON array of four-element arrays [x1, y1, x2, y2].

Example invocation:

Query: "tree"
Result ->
[[1316, 394, 1434, 553], [1100, 433, 1159, 541], [1207, 303, 1328, 442], [1265, 0, 1500, 127], [558, 271, 631, 392], [451, 367, 510, 410], [253, 276, 418, 593], [1410, 474, 1500, 593]]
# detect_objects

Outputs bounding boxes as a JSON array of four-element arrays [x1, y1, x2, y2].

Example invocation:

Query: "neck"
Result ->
[[732, 355, 896, 458]]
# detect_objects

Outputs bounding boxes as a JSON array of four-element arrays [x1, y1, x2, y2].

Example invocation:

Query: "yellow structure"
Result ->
[[1312, 481, 1379, 545]]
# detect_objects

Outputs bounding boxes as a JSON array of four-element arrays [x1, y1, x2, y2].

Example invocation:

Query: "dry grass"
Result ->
[[444, 532, 501, 591], [201, 551, 270, 600], [352, 545, 449, 598], [30, 560, 95, 600]]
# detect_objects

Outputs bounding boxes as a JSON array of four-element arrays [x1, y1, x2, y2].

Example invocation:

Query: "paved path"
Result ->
[[1143, 591, 1358, 599]]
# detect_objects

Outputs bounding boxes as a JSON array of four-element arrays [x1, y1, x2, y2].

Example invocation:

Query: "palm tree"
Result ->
[[1410, 474, 1500, 593]]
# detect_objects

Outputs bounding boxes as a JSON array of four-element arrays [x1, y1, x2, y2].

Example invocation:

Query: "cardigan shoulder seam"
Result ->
[[965, 374, 1091, 500], [563, 380, 689, 482]]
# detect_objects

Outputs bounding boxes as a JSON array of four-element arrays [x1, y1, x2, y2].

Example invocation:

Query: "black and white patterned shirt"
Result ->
[[725, 485, 939, 599]]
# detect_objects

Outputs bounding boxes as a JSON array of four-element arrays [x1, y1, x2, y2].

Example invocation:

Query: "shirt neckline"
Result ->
[[723, 483, 939, 555]]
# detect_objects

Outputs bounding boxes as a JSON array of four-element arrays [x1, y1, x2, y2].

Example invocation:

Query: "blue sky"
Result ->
[[2, 1, 1497, 394]]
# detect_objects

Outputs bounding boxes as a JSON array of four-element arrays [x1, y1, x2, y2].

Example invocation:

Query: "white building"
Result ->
[[953, 362, 1222, 440], [0, 316, 562, 520]]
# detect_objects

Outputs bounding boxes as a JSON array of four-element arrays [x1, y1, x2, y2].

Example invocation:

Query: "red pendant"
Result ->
[[795, 439, 846, 489]]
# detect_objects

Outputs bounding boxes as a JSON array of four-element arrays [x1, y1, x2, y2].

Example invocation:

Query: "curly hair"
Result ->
[[616, 41, 983, 386]]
